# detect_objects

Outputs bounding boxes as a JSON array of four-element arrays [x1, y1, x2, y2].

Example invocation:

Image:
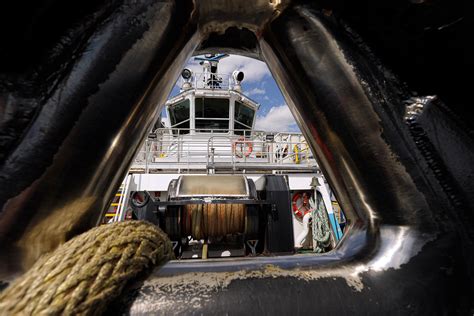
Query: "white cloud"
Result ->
[[181, 58, 204, 74], [217, 55, 270, 82], [247, 87, 266, 96], [255, 105, 299, 132]]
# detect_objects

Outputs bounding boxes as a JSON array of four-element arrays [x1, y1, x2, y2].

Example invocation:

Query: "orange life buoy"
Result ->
[[232, 136, 253, 158], [292, 192, 311, 219]]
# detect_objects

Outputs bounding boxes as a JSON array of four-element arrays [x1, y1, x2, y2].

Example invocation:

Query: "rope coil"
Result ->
[[0, 221, 173, 316], [182, 204, 246, 240]]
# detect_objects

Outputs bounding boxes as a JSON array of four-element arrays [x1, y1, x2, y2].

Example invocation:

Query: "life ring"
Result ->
[[292, 192, 311, 219], [233, 136, 253, 158]]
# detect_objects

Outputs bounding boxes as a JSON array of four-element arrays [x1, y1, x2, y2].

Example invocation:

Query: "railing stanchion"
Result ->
[[145, 140, 149, 173], [130, 128, 317, 173]]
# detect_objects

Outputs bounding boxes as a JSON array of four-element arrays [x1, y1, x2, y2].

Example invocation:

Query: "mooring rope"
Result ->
[[310, 196, 331, 253], [0, 220, 173, 315]]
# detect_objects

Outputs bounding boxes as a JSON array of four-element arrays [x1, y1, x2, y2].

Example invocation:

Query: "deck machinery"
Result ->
[[131, 174, 295, 258]]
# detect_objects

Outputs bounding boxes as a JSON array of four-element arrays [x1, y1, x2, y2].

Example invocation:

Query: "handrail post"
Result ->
[[145, 139, 149, 173], [177, 130, 181, 163]]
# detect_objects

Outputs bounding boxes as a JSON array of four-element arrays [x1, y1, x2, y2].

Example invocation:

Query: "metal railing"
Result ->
[[131, 128, 317, 173], [193, 72, 232, 90]]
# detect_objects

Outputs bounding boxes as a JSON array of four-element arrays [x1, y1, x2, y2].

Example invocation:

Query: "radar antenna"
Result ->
[[194, 54, 229, 88]]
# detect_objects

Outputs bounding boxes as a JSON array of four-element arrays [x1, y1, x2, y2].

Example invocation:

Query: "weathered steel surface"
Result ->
[[0, 0, 200, 276]]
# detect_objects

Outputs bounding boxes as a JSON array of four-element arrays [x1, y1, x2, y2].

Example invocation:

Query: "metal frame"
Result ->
[[131, 128, 315, 174], [149, 199, 271, 206], [174, 175, 250, 198]]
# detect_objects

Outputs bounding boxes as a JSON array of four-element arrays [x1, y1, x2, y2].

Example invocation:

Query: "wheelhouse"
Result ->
[[166, 73, 258, 135]]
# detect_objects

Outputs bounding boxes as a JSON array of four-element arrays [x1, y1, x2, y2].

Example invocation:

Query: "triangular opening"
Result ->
[[102, 54, 346, 258]]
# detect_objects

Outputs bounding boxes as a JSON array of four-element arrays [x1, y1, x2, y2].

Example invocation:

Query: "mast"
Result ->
[[194, 53, 229, 88]]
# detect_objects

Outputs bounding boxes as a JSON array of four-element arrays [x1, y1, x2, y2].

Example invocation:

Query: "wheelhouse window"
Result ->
[[169, 99, 190, 134], [234, 101, 255, 135], [195, 98, 229, 132]]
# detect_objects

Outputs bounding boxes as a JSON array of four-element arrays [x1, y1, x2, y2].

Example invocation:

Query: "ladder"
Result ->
[[102, 175, 131, 224], [102, 185, 125, 224]]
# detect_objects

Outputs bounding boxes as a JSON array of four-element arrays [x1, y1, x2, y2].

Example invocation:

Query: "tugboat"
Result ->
[[103, 54, 345, 259]]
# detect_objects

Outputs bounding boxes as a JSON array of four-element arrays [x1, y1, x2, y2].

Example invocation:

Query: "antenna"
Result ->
[[194, 54, 229, 88], [194, 54, 229, 73]]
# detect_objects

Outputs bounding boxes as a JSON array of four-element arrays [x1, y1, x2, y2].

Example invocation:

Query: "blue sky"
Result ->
[[164, 54, 300, 132]]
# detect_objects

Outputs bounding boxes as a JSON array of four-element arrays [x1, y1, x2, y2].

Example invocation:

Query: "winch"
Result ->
[[130, 175, 294, 259]]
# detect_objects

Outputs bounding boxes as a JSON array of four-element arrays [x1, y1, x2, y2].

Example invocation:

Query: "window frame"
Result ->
[[194, 97, 231, 133], [233, 100, 255, 135]]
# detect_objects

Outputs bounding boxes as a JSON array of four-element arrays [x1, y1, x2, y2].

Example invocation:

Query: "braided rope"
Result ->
[[0, 220, 173, 315], [310, 196, 331, 253]]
